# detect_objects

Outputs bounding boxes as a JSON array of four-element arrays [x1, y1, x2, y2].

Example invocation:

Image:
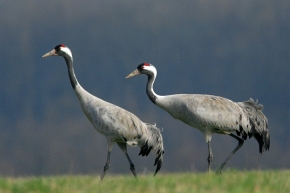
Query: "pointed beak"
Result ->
[[42, 49, 57, 58], [126, 69, 140, 79]]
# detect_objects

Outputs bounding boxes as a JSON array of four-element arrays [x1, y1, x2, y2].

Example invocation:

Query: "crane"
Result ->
[[42, 46, 164, 180], [126, 62, 270, 174]]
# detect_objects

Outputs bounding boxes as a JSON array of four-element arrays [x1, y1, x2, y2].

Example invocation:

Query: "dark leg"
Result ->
[[101, 151, 111, 181], [125, 152, 137, 178], [216, 133, 244, 174], [207, 141, 213, 173], [100, 141, 114, 181], [117, 142, 137, 178]]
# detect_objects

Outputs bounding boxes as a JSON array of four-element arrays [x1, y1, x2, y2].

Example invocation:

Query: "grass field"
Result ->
[[0, 170, 289, 193]]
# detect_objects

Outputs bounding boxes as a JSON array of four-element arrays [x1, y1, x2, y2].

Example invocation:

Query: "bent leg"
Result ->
[[117, 142, 137, 178], [216, 134, 244, 174]]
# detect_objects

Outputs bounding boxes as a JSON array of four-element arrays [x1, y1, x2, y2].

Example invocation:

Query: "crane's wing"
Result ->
[[159, 94, 244, 133]]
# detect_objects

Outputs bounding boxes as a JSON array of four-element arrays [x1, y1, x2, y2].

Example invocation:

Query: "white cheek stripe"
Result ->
[[144, 65, 157, 76], [61, 47, 73, 60]]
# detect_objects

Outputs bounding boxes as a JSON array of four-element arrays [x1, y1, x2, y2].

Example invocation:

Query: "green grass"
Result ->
[[0, 170, 289, 193]]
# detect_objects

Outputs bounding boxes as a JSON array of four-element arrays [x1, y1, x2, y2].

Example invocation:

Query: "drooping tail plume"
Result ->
[[238, 98, 270, 153], [139, 123, 164, 176]]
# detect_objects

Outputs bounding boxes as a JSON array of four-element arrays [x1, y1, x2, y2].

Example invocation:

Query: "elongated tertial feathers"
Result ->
[[139, 123, 164, 176], [238, 98, 270, 153]]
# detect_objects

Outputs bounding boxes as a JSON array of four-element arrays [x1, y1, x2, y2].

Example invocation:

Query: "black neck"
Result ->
[[146, 73, 157, 104], [64, 55, 78, 89]]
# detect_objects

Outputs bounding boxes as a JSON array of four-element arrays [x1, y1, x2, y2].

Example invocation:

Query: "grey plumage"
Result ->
[[42, 46, 164, 180], [126, 62, 269, 174]]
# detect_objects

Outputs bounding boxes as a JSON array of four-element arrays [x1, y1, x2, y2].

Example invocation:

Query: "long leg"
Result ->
[[216, 133, 244, 174], [207, 141, 213, 173], [117, 142, 137, 178], [100, 141, 114, 181]]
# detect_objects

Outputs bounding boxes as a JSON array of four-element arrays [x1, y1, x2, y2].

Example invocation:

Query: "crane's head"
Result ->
[[42, 44, 73, 60], [126, 62, 157, 78]]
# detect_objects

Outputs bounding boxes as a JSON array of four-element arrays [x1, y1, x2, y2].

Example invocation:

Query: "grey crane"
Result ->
[[42, 46, 164, 180], [126, 62, 270, 174]]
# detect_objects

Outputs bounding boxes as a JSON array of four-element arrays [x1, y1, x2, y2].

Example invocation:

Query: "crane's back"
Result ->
[[157, 94, 243, 131]]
